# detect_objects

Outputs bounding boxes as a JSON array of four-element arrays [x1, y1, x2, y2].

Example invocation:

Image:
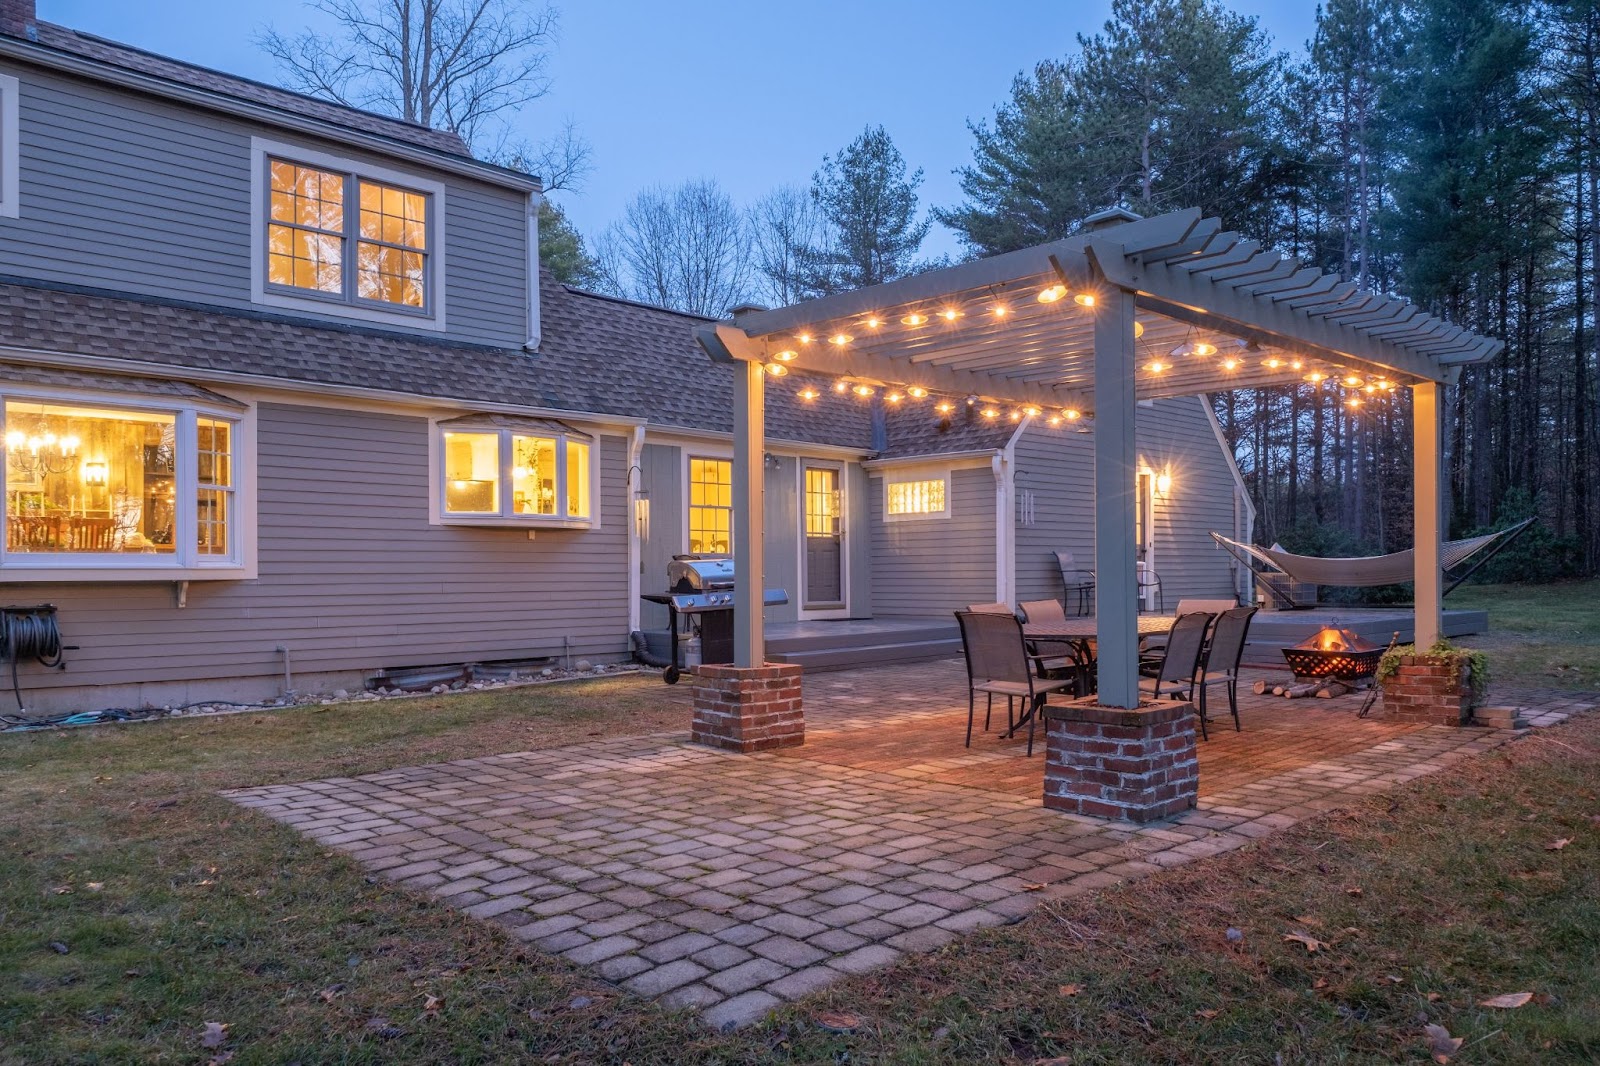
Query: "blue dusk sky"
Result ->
[[48, 1, 1320, 258]]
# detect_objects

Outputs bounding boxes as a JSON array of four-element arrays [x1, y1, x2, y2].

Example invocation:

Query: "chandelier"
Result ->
[[5, 419, 81, 481]]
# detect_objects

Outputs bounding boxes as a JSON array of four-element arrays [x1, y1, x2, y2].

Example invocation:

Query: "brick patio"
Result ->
[[224, 660, 1593, 1030]]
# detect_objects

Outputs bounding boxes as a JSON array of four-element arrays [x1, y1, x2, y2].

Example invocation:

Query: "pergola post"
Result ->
[[1093, 285, 1141, 708], [733, 359, 765, 667], [1412, 381, 1443, 649]]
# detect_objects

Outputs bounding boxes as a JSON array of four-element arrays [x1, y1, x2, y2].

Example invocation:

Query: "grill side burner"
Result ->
[[641, 555, 787, 683]]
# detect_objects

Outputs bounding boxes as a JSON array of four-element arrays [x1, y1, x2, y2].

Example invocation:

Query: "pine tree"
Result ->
[[537, 200, 599, 288], [803, 126, 931, 294]]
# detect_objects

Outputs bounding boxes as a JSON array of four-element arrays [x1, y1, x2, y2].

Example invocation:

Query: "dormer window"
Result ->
[[251, 138, 445, 329]]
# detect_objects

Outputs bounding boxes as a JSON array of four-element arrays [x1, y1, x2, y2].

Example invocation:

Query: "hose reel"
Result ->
[[1, 605, 69, 712]]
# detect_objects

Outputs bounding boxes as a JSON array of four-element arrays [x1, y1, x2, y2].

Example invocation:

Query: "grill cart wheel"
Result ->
[[663, 665, 681, 685]]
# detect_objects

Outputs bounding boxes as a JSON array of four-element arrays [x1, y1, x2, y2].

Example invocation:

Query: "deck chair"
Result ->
[[1054, 552, 1096, 616], [1018, 598, 1093, 691], [1138, 611, 1213, 737], [1194, 606, 1258, 733], [955, 610, 1076, 756]]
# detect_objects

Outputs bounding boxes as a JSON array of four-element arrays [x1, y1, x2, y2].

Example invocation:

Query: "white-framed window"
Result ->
[[250, 138, 446, 330], [1, 392, 251, 577], [0, 72, 19, 219], [687, 456, 733, 553], [884, 473, 950, 521], [434, 420, 594, 527]]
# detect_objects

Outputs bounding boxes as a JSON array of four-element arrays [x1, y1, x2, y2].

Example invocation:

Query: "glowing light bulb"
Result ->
[[1291, 359, 1304, 371], [1345, 396, 1364, 409], [907, 386, 928, 399], [1009, 410, 1022, 422], [935, 401, 955, 414], [1073, 292, 1096, 308], [1146, 360, 1168, 374], [797, 332, 813, 344], [1022, 405, 1041, 417], [1305, 371, 1326, 384], [1364, 384, 1377, 394], [798, 387, 819, 401], [1036, 284, 1066, 304], [4, 430, 23, 449], [901, 312, 927, 326], [852, 384, 875, 397], [1063, 408, 1081, 420], [1134, 321, 1145, 338], [41, 431, 57, 446], [866, 316, 882, 329], [1221, 357, 1241, 371], [981, 407, 999, 419], [992, 305, 1009, 318], [886, 391, 904, 404], [1262, 356, 1285, 370], [772, 349, 798, 361], [1048, 416, 1061, 426], [834, 380, 850, 394], [829, 333, 853, 347], [763, 362, 788, 377], [939, 308, 962, 321], [1342, 374, 1363, 388], [1193, 341, 1218, 358]]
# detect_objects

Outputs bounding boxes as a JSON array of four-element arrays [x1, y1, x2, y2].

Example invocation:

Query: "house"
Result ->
[[0, 0, 1252, 714]]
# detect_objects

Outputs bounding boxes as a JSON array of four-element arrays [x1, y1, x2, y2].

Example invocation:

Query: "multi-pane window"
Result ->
[[885, 477, 948, 518], [688, 458, 732, 553], [265, 155, 431, 311], [2, 398, 240, 566], [439, 424, 592, 523]]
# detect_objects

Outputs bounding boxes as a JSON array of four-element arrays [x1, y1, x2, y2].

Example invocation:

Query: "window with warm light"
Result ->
[[688, 457, 732, 553], [884, 475, 949, 520], [2, 397, 244, 570], [255, 140, 443, 324], [437, 422, 593, 526]]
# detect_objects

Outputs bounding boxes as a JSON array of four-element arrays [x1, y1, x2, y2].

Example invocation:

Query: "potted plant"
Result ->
[[1375, 639, 1489, 725]]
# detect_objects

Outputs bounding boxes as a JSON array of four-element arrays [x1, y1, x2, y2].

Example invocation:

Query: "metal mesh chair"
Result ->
[[1195, 606, 1258, 733], [1018, 598, 1090, 686], [955, 610, 1076, 756], [1054, 552, 1095, 616], [1138, 610, 1212, 735]]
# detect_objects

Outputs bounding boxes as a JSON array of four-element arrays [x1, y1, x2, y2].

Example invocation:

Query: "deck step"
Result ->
[[768, 637, 964, 671], [766, 623, 957, 655]]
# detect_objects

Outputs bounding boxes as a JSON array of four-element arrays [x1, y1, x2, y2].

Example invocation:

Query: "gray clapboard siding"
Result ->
[[1012, 398, 1238, 606], [1, 66, 527, 348], [9, 403, 630, 693], [869, 466, 997, 616]]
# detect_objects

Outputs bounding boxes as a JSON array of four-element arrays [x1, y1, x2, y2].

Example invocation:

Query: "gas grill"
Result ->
[[641, 555, 787, 684]]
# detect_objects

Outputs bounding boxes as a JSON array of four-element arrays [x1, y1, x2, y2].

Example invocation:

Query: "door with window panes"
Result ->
[[802, 466, 843, 608]]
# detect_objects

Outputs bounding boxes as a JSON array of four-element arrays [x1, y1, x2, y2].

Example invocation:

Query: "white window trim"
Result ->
[[0, 72, 19, 220], [249, 136, 447, 331], [880, 469, 952, 523], [0, 386, 257, 582], [796, 460, 851, 619], [682, 450, 734, 554], [428, 421, 598, 529]]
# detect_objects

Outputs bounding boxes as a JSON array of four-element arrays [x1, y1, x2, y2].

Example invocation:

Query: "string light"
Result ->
[[1170, 339, 1218, 358], [1022, 405, 1042, 417], [1290, 359, 1305, 371], [1073, 292, 1096, 308], [1341, 373, 1363, 388], [1262, 356, 1285, 370], [1145, 360, 1169, 374], [1037, 284, 1067, 304], [798, 386, 819, 401], [834, 380, 850, 394], [829, 332, 853, 347], [1009, 410, 1022, 422], [981, 407, 999, 419], [907, 386, 928, 399], [764, 362, 788, 377], [797, 332, 813, 344], [865, 316, 882, 329], [1048, 415, 1062, 425], [1134, 321, 1145, 338], [1345, 395, 1364, 409], [886, 391, 904, 404], [992, 305, 1009, 318], [1063, 408, 1081, 420], [935, 401, 955, 414], [772, 349, 798, 362], [1220, 357, 1241, 372], [1305, 371, 1327, 384], [939, 308, 962, 322], [901, 312, 927, 326], [852, 384, 875, 397]]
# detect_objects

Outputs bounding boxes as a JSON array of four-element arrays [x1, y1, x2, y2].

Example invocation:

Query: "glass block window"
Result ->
[[885, 476, 948, 518]]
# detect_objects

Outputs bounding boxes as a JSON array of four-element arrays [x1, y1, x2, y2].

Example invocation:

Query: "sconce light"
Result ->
[[82, 460, 109, 486], [1156, 471, 1173, 496]]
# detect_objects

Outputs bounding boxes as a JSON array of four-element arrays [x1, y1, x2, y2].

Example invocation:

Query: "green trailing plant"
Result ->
[[1377, 639, 1490, 705]]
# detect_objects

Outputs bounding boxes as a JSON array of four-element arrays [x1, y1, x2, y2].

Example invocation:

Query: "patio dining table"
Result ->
[[1022, 614, 1177, 697]]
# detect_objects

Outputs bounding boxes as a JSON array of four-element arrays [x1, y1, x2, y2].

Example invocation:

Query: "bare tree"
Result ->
[[593, 180, 752, 318], [260, 0, 558, 149], [747, 185, 825, 307]]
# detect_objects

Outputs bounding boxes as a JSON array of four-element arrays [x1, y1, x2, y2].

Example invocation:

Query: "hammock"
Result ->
[[1210, 518, 1534, 608]]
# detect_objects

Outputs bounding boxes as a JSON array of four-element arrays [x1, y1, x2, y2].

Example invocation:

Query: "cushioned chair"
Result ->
[[955, 609, 1076, 756]]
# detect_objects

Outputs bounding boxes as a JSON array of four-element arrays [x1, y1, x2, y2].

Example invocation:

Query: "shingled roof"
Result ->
[[25, 21, 471, 157]]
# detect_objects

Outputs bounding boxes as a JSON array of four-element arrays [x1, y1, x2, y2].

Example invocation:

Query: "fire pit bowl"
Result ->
[[1282, 626, 1384, 681]]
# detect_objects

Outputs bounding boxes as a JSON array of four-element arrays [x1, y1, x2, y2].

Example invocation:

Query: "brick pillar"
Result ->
[[690, 663, 803, 753], [1380, 656, 1471, 726], [1042, 698, 1198, 823]]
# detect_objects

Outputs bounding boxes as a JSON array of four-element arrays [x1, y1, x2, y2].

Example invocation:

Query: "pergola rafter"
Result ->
[[697, 208, 1502, 712]]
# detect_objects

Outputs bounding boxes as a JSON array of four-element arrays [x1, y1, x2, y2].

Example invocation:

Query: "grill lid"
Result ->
[[668, 554, 735, 591]]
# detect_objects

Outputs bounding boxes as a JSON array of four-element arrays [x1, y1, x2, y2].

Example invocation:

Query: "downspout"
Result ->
[[994, 416, 1033, 604], [626, 425, 646, 636], [524, 190, 543, 351]]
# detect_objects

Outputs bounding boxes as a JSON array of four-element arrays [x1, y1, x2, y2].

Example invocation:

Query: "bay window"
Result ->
[[1, 395, 247, 573], [437, 418, 594, 526]]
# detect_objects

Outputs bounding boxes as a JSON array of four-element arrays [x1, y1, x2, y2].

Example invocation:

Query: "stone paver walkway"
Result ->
[[224, 661, 1594, 1030]]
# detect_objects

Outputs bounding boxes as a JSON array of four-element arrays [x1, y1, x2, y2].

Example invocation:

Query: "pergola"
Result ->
[[697, 208, 1503, 710]]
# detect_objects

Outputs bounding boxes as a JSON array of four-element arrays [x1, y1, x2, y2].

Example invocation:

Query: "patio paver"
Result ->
[[224, 660, 1594, 1030]]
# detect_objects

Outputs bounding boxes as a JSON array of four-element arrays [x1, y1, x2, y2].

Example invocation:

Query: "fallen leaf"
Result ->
[[200, 1022, 228, 1050], [1385, 975, 1403, 984], [1312, 978, 1329, 991], [1021, 882, 1046, 892], [1345, 886, 1363, 897], [1426, 992, 1442, 1002], [1291, 915, 1324, 928], [86, 882, 104, 892], [815, 1011, 860, 1033], [1478, 991, 1534, 1009], [1424, 1022, 1463, 1063], [1545, 838, 1571, 851], [123, 970, 141, 979], [1058, 984, 1082, 997], [1282, 932, 1327, 953], [1195, 1008, 1220, 1019], [318, 984, 345, 1004], [422, 993, 443, 1014]]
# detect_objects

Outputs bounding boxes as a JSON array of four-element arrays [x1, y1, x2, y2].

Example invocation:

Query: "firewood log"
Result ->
[[1315, 682, 1350, 698], [1252, 680, 1272, 696], [1284, 682, 1321, 698]]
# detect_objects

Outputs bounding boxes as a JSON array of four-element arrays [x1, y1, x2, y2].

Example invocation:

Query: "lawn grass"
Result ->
[[1451, 580, 1600, 691], [3, 661, 1597, 1062]]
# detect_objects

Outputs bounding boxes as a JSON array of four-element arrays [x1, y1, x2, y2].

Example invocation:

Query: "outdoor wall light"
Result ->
[[1156, 472, 1173, 496]]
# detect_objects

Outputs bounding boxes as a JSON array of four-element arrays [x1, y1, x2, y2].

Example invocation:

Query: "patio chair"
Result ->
[[966, 602, 1016, 615], [1054, 552, 1095, 616], [955, 610, 1076, 756], [1194, 605, 1258, 733], [1140, 598, 1239, 660], [1137, 610, 1213, 737], [1136, 565, 1164, 613], [1018, 598, 1093, 688]]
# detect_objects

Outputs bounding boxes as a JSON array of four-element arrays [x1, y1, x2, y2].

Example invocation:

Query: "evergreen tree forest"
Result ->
[[941, 0, 1600, 580]]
